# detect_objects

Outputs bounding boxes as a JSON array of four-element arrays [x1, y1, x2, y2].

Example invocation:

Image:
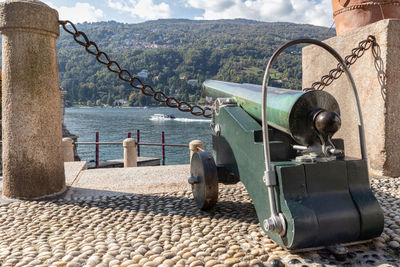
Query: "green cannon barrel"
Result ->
[[203, 80, 340, 146]]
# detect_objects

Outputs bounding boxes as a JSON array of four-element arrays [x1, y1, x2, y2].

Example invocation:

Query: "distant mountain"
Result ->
[[56, 19, 334, 106]]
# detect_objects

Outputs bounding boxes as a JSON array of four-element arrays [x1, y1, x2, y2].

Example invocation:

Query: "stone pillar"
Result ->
[[62, 138, 74, 162], [302, 19, 400, 176], [123, 138, 137, 167], [189, 140, 204, 163], [0, 0, 65, 198]]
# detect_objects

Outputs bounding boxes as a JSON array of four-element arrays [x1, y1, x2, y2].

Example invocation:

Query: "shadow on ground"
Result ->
[[0, 181, 398, 266]]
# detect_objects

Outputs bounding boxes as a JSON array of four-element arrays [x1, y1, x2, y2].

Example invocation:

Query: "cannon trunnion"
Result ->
[[189, 80, 384, 249]]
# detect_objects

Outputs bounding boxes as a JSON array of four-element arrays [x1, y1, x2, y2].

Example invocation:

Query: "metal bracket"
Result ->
[[214, 98, 237, 116], [293, 143, 344, 162], [263, 170, 277, 186]]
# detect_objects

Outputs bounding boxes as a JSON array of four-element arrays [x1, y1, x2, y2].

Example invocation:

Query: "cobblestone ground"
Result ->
[[0, 177, 399, 267]]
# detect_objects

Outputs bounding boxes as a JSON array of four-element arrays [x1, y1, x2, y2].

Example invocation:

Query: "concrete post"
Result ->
[[62, 138, 74, 162], [0, 0, 65, 198], [302, 19, 400, 176], [189, 140, 204, 163], [123, 138, 137, 167]]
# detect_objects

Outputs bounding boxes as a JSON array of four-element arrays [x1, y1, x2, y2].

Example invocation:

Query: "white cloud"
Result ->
[[44, 2, 105, 23], [107, 0, 172, 20], [187, 0, 333, 27]]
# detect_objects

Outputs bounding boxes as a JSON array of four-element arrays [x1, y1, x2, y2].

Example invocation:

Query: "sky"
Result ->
[[34, 0, 333, 27]]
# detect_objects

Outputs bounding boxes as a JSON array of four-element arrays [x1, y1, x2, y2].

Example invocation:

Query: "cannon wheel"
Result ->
[[188, 152, 218, 210]]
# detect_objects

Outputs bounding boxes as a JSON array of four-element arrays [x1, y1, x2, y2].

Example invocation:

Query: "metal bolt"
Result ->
[[263, 213, 287, 236], [188, 176, 200, 185]]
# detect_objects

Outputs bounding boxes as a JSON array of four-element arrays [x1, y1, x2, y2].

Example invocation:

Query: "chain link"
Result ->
[[303, 35, 377, 92], [58, 20, 212, 118]]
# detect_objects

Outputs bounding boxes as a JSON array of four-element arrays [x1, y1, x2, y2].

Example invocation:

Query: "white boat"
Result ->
[[150, 113, 176, 120]]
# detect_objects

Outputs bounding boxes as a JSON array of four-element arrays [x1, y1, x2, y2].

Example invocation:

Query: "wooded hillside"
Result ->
[[57, 19, 334, 106]]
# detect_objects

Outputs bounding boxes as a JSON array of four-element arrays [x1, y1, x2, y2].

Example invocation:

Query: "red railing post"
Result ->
[[161, 131, 165, 165], [137, 129, 140, 157], [95, 131, 99, 168]]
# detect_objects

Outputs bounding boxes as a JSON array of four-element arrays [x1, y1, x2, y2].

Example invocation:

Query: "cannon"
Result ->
[[188, 39, 384, 249]]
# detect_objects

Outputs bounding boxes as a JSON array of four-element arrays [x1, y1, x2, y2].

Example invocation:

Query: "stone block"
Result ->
[[302, 19, 400, 176]]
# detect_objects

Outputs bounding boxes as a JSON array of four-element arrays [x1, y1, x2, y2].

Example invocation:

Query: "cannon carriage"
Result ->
[[188, 40, 384, 249]]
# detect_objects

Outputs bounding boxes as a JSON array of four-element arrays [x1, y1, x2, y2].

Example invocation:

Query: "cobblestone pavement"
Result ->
[[0, 177, 399, 267]]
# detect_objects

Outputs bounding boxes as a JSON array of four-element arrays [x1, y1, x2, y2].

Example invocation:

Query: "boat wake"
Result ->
[[149, 114, 210, 123], [174, 118, 211, 123]]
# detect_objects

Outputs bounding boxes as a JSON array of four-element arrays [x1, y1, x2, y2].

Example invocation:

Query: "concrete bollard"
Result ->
[[189, 140, 204, 163], [0, 0, 65, 198], [62, 138, 74, 162], [123, 138, 137, 167]]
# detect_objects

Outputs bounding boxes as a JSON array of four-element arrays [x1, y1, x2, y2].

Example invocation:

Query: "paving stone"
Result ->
[[0, 178, 398, 266]]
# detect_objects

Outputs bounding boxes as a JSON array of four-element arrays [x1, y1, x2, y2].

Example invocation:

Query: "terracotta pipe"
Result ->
[[332, 0, 400, 35]]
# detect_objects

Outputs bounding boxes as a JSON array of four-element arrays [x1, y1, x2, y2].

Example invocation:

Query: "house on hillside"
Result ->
[[187, 79, 198, 86], [138, 69, 149, 79], [114, 99, 128, 106]]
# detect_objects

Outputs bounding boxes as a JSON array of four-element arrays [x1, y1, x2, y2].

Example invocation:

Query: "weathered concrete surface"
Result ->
[[0, 0, 65, 198], [64, 161, 87, 186], [86, 157, 161, 169], [73, 164, 191, 195], [302, 19, 400, 176]]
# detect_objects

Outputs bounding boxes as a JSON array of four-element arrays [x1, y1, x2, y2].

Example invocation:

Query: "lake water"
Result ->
[[64, 107, 212, 165]]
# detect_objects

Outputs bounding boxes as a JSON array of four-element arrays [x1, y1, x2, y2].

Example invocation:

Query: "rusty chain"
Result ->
[[303, 35, 379, 92], [58, 20, 212, 118]]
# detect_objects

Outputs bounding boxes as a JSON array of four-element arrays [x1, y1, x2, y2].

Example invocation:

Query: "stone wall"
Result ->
[[60, 90, 80, 161], [302, 19, 400, 176], [63, 125, 80, 161]]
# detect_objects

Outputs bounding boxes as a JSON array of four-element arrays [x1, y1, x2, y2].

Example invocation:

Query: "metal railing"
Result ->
[[73, 131, 189, 167], [76, 142, 188, 147]]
